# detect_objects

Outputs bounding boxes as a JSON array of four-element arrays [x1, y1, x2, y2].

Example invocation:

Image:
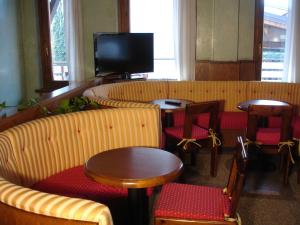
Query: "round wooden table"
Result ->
[[85, 147, 183, 225], [150, 99, 192, 127], [237, 99, 290, 111]]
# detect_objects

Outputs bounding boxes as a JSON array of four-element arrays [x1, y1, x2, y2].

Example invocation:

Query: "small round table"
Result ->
[[84, 147, 183, 225], [237, 99, 290, 111], [151, 99, 192, 127]]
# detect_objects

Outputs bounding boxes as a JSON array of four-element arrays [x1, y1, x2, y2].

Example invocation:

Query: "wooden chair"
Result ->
[[154, 136, 248, 225], [165, 100, 221, 176], [246, 104, 294, 184]]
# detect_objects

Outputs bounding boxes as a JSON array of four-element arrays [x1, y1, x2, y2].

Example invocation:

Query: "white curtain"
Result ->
[[64, 0, 85, 82], [174, 0, 197, 81], [283, 0, 300, 83]]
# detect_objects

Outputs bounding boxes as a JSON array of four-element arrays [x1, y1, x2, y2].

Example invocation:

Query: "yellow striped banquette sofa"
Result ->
[[83, 80, 300, 147], [0, 107, 160, 225]]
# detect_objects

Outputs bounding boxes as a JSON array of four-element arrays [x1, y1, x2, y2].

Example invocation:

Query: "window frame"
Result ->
[[37, 0, 69, 92]]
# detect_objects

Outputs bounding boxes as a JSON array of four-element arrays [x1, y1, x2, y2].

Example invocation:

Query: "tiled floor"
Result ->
[[114, 149, 300, 225], [171, 149, 300, 225]]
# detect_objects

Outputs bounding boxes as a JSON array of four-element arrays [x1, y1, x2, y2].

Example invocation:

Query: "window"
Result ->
[[37, 0, 68, 92], [49, 0, 68, 81], [261, 0, 288, 82], [130, 0, 179, 80]]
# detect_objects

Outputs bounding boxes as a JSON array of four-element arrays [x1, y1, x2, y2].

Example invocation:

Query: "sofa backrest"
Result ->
[[84, 81, 168, 102], [247, 81, 300, 113], [0, 108, 161, 187], [84, 80, 300, 113], [168, 81, 248, 112]]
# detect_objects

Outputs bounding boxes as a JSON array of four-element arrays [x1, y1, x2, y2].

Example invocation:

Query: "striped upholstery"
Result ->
[[0, 178, 112, 225], [247, 82, 300, 111], [87, 96, 159, 109], [84, 81, 300, 115], [0, 108, 161, 225], [168, 81, 247, 112]]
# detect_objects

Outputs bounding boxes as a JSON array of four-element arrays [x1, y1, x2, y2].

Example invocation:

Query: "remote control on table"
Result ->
[[165, 100, 182, 106]]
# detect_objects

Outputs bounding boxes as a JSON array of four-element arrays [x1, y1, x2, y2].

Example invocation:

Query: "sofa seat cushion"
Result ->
[[256, 128, 281, 145], [32, 165, 153, 204], [154, 183, 231, 221], [165, 125, 208, 140], [220, 112, 247, 129]]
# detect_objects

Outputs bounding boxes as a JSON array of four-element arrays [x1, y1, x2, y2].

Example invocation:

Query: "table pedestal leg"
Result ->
[[128, 188, 148, 225], [164, 112, 173, 128]]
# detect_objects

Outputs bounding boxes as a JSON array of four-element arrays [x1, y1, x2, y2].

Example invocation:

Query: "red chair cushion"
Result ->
[[32, 165, 153, 204], [165, 125, 208, 140], [154, 183, 231, 221], [256, 128, 281, 145], [292, 116, 300, 139], [220, 112, 247, 129], [173, 111, 210, 128]]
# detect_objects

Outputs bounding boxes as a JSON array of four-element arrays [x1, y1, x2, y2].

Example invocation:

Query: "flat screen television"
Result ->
[[93, 32, 154, 78]]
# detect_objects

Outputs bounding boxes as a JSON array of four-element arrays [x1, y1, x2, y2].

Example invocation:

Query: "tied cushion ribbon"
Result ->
[[243, 138, 262, 149], [224, 213, 242, 225], [177, 138, 202, 151], [208, 129, 222, 147], [278, 141, 295, 164]]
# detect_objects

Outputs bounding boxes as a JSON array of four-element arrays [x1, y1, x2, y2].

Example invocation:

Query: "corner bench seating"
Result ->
[[83, 80, 300, 147], [0, 108, 161, 225]]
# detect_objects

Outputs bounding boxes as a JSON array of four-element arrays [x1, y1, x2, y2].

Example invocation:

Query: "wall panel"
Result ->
[[196, 0, 213, 60], [213, 0, 239, 61]]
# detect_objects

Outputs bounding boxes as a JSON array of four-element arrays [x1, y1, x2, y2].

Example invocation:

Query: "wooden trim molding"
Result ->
[[253, 0, 264, 81], [118, 0, 130, 32], [0, 79, 101, 132]]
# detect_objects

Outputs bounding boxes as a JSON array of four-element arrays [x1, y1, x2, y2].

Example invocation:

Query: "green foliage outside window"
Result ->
[[51, 0, 66, 62]]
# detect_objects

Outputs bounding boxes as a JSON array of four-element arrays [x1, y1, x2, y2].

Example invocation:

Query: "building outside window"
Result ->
[[261, 0, 288, 82]]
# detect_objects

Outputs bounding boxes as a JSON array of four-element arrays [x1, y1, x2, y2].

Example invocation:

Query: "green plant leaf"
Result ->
[[0, 101, 6, 110]]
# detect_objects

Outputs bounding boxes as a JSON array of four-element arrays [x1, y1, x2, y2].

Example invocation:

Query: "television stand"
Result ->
[[121, 72, 131, 80]]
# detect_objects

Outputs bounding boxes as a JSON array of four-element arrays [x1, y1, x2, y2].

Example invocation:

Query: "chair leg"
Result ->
[[190, 149, 197, 166], [210, 146, 218, 177], [283, 152, 290, 185], [297, 158, 300, 184]]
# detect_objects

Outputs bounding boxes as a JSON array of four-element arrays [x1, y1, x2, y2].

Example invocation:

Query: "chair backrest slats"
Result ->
[[246, 105, 293, 141], [183, 100, 222, 138]]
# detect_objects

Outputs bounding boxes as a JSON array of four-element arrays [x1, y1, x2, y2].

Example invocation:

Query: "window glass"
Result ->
[[49, 0, 68, 81], [261, 0, 288, 82], [130, 0, 179, 80]]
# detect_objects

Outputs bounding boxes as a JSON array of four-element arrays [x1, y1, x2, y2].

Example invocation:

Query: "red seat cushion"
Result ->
[[173, 111, 210, 128], [220, 112, 247, 129], [32, 165, 153, 204], [165, 125, 208, 140], [154, 183, 231, 221], [256, 128, 281, 145], [292, 116, 300, 139]]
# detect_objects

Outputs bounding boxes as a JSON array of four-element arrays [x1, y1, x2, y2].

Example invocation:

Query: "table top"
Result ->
[[150, 99, 192, 112], [237, 99, 290, 111], [84, 147, 183, 189]]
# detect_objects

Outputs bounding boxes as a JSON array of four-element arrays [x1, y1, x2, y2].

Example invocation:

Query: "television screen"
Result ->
[[93, 33, 154, 76]]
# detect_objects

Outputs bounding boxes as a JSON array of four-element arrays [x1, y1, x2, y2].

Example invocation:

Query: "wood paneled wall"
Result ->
[[195, 60, 256, 81]]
